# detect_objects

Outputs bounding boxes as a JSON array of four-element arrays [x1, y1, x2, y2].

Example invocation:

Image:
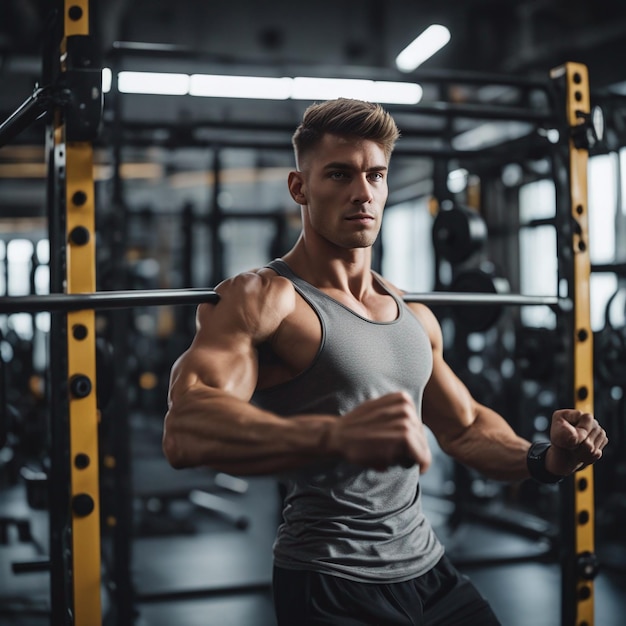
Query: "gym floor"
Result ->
[[1, 413, 625, 626]]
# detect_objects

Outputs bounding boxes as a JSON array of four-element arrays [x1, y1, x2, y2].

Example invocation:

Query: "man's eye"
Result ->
[[369, 172, 384, 181], [331, 171, 348, 180]]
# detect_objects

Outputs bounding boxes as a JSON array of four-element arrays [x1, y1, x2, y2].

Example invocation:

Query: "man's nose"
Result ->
[[351, 176, 373, 204]]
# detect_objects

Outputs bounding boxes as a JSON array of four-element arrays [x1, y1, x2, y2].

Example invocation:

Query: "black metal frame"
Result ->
[[0, 87, 56, 148], [0, 288, 562, 314], [0, 288, 219, 313], [0, 9, 602, 623]]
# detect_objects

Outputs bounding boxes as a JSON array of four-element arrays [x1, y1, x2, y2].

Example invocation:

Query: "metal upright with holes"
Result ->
[[47, 1, 103, 624], [550, 62, 597, 626]]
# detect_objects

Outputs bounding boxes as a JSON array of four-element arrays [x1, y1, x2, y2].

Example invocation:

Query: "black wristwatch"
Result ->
[[527, 441, 565, 484]]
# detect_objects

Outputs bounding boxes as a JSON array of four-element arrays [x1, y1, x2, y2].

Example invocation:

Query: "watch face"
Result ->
[[528, 442, 562, 484], [530, 442, 548, 459]]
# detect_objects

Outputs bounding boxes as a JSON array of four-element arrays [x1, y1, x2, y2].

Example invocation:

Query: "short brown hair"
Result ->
[[292, 98, 400, 167]]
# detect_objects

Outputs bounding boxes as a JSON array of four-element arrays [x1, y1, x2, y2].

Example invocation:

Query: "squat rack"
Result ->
[[0, 2, 598, 625]]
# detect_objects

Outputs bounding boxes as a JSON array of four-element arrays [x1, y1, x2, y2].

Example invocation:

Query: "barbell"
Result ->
[[0, 288, 564, 314], [0, 288, 219, 314]]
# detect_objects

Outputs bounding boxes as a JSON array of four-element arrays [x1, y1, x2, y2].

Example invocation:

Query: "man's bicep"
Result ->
[[169, 305, 259, 403], [168, 270, 293, 405], [421, 354, 477, 447]]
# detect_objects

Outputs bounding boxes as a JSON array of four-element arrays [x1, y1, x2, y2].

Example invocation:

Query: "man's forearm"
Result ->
[[163, 385, 337, 475], [439, 405, 531, 482]]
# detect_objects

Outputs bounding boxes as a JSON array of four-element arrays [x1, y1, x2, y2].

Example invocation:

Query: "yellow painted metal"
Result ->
[[62, 1, 102, 624], [66, 142, 101, 626], [551, 61, 596, 626], [64, 0, 90, 37]]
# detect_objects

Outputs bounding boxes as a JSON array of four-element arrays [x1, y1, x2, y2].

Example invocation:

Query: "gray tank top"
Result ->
[[252, 259, 444, 582]]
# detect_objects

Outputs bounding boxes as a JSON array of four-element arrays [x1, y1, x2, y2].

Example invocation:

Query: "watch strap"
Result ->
[[527, 441, 565, 484]]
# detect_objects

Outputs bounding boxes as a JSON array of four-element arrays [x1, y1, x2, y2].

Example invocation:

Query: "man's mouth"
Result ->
[[346, 214, 375, 221]]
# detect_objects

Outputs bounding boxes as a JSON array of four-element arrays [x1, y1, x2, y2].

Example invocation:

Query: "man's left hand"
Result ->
[[546, 409, 608, 477]]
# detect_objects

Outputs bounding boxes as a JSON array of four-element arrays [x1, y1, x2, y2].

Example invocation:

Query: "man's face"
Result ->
[[290, 133, 389, 251]]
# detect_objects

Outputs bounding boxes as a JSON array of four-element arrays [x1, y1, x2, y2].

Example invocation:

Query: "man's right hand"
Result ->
[[327, 392, 432, 472]]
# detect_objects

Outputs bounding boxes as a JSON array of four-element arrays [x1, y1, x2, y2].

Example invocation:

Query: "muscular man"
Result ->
[[163, 98, 608, 625]]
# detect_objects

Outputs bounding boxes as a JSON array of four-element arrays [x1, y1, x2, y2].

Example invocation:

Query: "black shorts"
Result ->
[[272, 555, 501, 626]]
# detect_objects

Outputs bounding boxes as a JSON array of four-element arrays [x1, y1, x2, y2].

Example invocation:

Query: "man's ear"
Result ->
[[288, 170, 306, 204]]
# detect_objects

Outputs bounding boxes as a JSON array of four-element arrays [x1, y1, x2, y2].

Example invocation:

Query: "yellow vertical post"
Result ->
[[550, 62, 596, 626], [62, 1, 102, 624]]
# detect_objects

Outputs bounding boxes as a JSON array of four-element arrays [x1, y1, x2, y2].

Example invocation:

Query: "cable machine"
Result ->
[[0, 6, 601, 624]]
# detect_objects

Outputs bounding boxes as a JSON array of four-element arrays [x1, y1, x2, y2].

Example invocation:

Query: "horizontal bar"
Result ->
[[0, 86, 55, 148], [12, 558, 51, 574], [136, 580, 272, 603], [402, 66, 550, 90], [122, 99, 552, 134], [116, 133, 529, 160], [123, 119, 447, 140], [402, 101, 554, 123], [188, 489, 249, 530], [108, 43, 550, 90], [0, 289, 219, 314], [128, 208, 287, 221], [591, 262, 626, 275], [403, 292, 565, 308], [0, 288, 564, 314]]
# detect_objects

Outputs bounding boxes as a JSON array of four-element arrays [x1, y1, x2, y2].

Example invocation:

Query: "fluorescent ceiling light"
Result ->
[[190, 74, 292, 99], [104, 69, 422, 104], [118, 71, 189, 95], [395, 24, 451, 72], [370, 81, 422, 105], [291, 77, 375, 101], [291, 77, 422, 104]]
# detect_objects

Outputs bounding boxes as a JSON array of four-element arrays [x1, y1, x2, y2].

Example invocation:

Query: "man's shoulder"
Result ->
[[216, 267, 294, 302], [200, 267, 296, 337]]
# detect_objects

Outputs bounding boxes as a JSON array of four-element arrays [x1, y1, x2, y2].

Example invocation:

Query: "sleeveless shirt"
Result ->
[[252, 259, 444, 583]]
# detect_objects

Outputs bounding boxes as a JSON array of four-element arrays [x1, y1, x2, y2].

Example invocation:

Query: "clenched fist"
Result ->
[[328, 391, 432, 472], [546, 409, 608, 477]]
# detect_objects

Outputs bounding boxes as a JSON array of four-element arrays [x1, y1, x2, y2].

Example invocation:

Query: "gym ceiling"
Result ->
[[1, 0, 626, 217]]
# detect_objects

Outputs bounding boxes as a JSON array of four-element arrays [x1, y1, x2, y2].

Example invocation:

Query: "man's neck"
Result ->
[[283, 237, 375, 301]]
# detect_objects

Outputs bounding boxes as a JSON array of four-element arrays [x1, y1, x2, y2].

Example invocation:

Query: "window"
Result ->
[[518, 179, 558, 328], [518, 153, 621, 331], [588, 153, 619, 331], [381, 198, 434, 292]]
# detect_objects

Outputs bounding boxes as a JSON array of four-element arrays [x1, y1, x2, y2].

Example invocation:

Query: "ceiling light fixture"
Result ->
[[118, 71, 189, 95], [189, 74, 293, 99], [290, 77, 422, 104], [395, 24, 451, 73], [105, 70, 422, 104]]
